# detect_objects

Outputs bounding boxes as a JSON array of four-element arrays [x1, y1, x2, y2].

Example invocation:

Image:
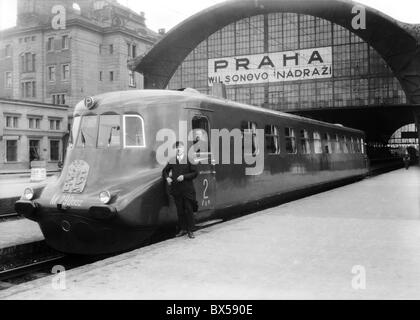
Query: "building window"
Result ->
[[110, 71, 114, 81], [28, 117, 41, 129], [62, 64, 70, 81], [29, 140, 41, 162], [128, 43, 136, 58], [129, 71, 136, 87], [6, 116, 19, 128], [52, 94, 66, 105], [48, 66, 56, 82], [6, 140, 18, 162], [50, 140, 60, 161], [5, 44, 11, 57], [62, 35, 69, 49], [5, 72, 12, 88], [21, 81, 36, 98], [49, 119, 61, 130], [47, 37, 54, 51], [21, 53, 36, 72], [285, 127, 297, 154], [109, 44, 114, 54], [99, 71, 103, 81]]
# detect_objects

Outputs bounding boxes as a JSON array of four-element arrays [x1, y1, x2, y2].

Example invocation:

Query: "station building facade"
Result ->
[[0, 0, 159, 113], [167, 12, 407, 111], [132, 0, 420, 152], [0, 98, 68, 173]]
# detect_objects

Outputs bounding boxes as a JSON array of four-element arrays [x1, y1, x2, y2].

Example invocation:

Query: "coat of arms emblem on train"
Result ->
[[63, 160, 90, 193]]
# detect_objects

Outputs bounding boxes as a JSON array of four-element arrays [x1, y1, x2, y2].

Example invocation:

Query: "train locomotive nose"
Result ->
[[40, 215, 119, 254], [38, 211, 155, 255]]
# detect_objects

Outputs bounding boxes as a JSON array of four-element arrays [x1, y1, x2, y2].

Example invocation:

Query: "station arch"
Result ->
[[130, 0, 420, 156]]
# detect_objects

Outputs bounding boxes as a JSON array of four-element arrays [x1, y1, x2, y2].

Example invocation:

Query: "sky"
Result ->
[[0, 0, 419, 32]]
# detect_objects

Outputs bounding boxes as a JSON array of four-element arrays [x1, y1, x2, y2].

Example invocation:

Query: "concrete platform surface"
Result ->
[[0, 219, 43, 249], [0, 168, 419, 300]]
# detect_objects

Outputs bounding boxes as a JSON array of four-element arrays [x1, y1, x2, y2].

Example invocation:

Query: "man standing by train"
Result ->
[[162, 141, 198, 239]]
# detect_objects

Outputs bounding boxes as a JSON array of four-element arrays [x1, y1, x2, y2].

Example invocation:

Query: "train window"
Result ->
[[243, 122, 259, 156], [361, 138, 365, 154], [349, 137, 355, 153], [342, 136, 349, 154], [285, 127, 296, 154], [323, 133, 332, 154], [76, 115, 98, 148], [98, 115, 121, 148], [69, 116, 81, 148], [192, 116, 210, 158], [299, 129, 311, 154], [354, 138, 360, 153], [334, 134, 341, 153], [313, 132, 322, 154], [265, 125, 280, 155], [123, 115, 145, 148]]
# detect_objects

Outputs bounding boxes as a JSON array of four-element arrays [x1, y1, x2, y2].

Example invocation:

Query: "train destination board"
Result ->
[[208, 47, 333, 86]]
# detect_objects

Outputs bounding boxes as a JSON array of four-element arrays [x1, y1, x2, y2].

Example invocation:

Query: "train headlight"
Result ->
[[99, 191, 111, 204], [23, 187, 34, 201]]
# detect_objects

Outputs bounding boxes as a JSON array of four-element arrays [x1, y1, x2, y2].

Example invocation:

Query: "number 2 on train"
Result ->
[[202, 178, 211, 207]]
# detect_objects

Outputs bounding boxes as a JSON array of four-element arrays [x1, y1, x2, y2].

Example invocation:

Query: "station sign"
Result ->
[[30, 160, 47, 182], [208, 47, 333, 86]]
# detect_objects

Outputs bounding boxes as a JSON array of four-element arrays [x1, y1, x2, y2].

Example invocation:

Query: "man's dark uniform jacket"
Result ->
[[162, 156, 198, 201]]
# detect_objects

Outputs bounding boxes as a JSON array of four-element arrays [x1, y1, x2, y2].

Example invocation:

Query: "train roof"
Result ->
[[74, 89, 365, 135]]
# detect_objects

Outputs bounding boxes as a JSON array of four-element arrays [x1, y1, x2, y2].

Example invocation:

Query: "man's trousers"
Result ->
[[174, 196, 195, 232]]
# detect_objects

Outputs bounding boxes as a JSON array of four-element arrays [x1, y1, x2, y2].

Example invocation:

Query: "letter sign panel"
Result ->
[[208, 47, 333, 86]]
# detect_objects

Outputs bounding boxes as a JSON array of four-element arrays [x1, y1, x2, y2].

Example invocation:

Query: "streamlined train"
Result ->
[[15, 89, 369, 255]]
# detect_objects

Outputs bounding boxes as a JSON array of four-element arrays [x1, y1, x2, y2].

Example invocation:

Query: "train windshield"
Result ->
[[76, 116, 98, 148], [69, 116, 81, 147], [98, 115, 121, 147], [123, 115, 145, 148], [71, 114, 145, 149]]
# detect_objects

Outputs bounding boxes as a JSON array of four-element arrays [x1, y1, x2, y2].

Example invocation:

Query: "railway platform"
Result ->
[[0, 175, 56, 216], [0, 167, 419, 299], [0, 175, 49, 265]]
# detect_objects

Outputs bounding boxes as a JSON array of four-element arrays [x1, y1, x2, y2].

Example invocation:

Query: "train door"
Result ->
[[190, 112, 216, 220]]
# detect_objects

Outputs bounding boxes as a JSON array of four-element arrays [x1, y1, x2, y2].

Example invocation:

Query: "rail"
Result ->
[[0, 255, 66, 284]]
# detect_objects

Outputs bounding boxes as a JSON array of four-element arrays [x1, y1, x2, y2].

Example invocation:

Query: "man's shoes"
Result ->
[[187, 232, 195, 239], [176, 230, 187, 237]]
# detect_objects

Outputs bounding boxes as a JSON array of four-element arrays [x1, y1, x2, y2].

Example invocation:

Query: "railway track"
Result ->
[[0, 255, 67, 288], [0, 253, 109, 290], [0, 213, 19, 222]]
